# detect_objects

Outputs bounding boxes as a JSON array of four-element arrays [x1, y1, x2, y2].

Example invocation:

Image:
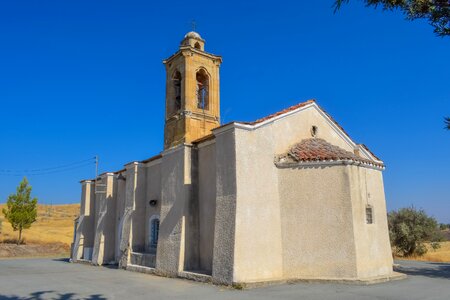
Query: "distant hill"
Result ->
[[0, 203, 80, 257]]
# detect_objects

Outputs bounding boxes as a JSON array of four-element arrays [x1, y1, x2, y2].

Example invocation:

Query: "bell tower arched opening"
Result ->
[[173, 70, 182, 112], [196, 69, 209, 110]]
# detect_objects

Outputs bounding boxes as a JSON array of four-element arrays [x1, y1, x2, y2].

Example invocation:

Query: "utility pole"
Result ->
[[94, 155, 106, 194], [95, 155, 99, 179]]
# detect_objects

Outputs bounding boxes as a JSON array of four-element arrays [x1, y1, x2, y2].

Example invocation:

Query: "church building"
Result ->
[[71, 31, 399, 285]]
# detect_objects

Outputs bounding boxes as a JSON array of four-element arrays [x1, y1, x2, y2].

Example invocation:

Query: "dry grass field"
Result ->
[[396, 240, 450, 263], [0, 203, 79, 257]]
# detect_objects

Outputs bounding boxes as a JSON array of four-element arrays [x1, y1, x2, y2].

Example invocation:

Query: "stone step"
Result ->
[[130, 252, 156, 268]]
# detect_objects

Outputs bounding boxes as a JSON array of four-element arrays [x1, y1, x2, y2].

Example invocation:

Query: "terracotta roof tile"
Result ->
[[359, 143, 382, 161], [209, 100, 316, 136], [192, 133, 215, 144], [140, 154, 162, 164], [286, 138, 384, 167], [241, 100, 316, 125]]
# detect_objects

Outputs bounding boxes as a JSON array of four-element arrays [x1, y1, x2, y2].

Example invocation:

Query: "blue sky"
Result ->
[[0, 1, 449, 223]]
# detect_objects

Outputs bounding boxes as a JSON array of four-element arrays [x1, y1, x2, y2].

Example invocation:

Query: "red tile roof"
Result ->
[[286, 138, 384, 167], [209, 100, 381, 162], [359, 143, 382, 161], [140, 154, 162, 164], [214, 100, 353, 144], [191, 133, 215, 144], [241, 100, 316, 125]]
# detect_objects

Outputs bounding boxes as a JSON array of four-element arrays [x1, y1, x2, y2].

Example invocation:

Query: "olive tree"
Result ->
[[388, 207, 443, 257]]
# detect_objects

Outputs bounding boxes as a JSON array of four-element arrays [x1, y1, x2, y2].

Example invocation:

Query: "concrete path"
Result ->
[[0, 258, 449, 300]]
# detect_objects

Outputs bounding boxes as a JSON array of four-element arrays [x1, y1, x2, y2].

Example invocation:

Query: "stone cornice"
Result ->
[[274, 159, 385, 171], [163, 48, 222, 65], [161, 143, 192, 157], [166, 110, 219, 123]]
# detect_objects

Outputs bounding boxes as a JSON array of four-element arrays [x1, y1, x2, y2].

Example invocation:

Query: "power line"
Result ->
[[0, 162, 94, 176], [0, 157, 96, 176], [0, 157, 95, 173]]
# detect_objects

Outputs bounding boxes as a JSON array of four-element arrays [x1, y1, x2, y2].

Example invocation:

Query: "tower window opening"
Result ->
[[173, 71, 182, 111], [194, 42, 201, 50], [196, 69, 209, 110], [311, 125, 318, 137], [366, 206, 373, 224]]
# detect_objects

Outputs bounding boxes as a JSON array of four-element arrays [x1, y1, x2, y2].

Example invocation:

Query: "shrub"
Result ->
[[388, 207, 443, 257]]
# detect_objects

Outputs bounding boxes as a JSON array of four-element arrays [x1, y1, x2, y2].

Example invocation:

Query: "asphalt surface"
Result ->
[[0, 258, 449, 300]]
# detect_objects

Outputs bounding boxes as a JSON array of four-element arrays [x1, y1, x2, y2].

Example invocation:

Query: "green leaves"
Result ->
[[388, 206, 443, 257], [334, 0, 450, 37], [2, 177, 38, 244]]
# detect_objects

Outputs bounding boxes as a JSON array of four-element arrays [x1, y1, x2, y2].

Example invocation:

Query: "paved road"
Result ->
[[0, 258, 448, 300]]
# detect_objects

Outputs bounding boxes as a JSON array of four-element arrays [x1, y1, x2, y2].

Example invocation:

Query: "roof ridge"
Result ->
[[243, 99, 316, 125]]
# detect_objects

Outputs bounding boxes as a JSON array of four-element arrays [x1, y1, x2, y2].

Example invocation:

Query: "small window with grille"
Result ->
[[150, 217, 160, 248], [151, 219, 159, 248], [366, 206, 373, 224]]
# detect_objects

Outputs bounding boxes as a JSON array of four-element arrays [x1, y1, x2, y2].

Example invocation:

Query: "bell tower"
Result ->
[[163, 31, 222, 149]]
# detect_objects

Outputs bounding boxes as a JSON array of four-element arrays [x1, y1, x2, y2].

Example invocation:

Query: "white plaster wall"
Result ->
[[156, 146, 191, 275], [115, 178, 126, 262], [131, 165, 147, 252], [72, 181, 95, 261], [218, 105, 361, 283], [92, 174, 117, 265], [278, 165, 358, 279], [258, 105, 355, 155], [103, 175, 118, 263], [86, 182, 95, 248], [198, 142, 217, 274], [118, 163, 142, 268], [92, 179, 105, 265], [212, 129, 238, 285], [145, 162, 162, 252], [232, 127, 284, 283], [182, 146, 200, 271], [348, 166, 393, 278], [227, 104, 391, 282]]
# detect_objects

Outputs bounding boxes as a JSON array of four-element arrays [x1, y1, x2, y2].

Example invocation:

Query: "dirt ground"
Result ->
[[0, 243, 69, 258]]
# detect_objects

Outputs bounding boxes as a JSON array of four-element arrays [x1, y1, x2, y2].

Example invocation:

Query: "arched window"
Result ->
[[149, 215, 160, 248], [196, 69, 209, 110], [173, 71, 182, 111], [194, 42, 201, 50]]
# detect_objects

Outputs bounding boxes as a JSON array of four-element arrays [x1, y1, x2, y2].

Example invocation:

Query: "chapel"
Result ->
[[71, 31, 398, 285]]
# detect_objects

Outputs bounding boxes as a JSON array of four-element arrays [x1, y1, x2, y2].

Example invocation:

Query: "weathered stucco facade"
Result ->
[[71, 31, 400, 285]]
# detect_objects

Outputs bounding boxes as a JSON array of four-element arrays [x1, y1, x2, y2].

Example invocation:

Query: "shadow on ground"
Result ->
[[52, 258, 70, 263], [0, 291, 106, 300], [51, 258, 118, 269], [395, 262, 450, 279]]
